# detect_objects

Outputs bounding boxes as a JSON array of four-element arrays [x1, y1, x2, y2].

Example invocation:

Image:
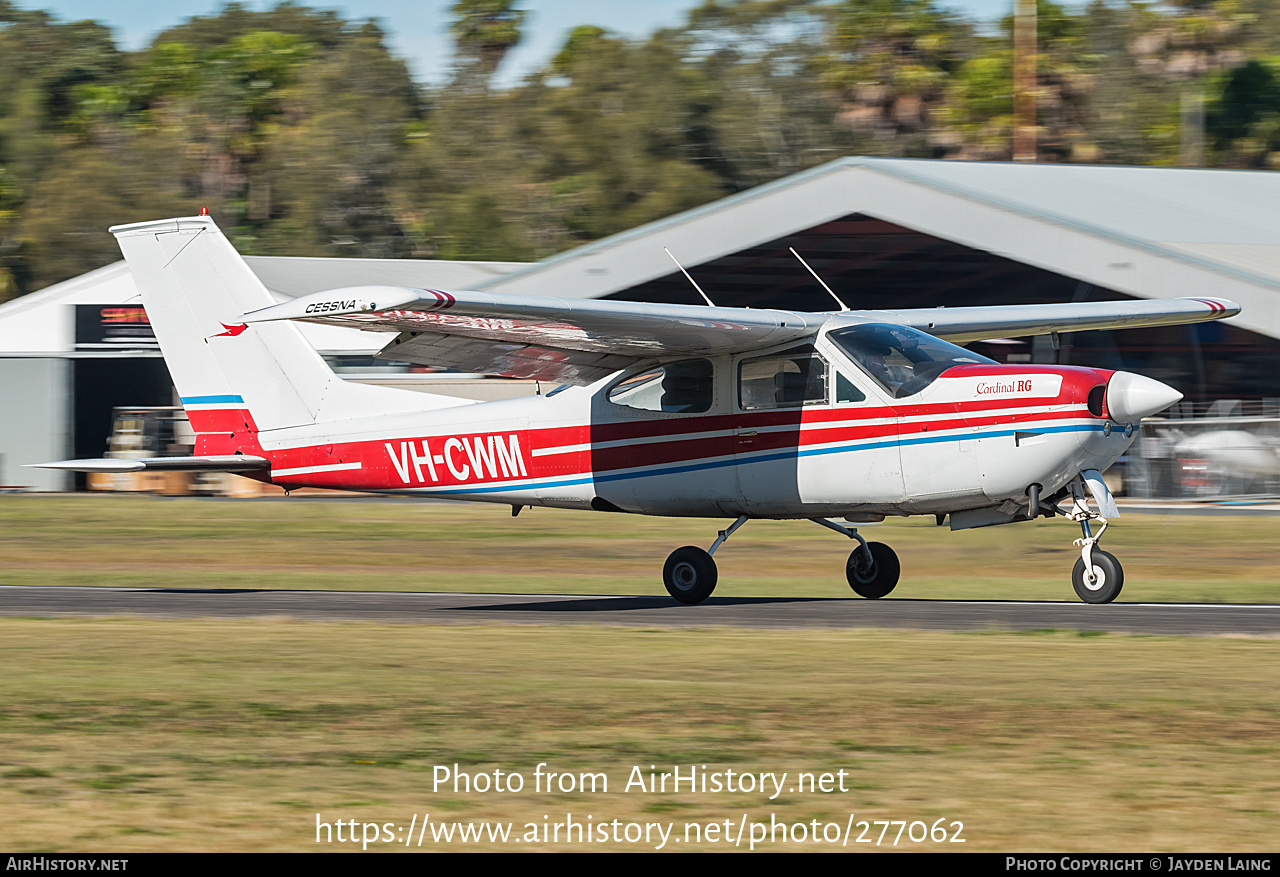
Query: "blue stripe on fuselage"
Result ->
[[420, 422, 1104, 496]]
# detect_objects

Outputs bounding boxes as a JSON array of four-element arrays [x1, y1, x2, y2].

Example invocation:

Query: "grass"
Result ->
[[0, 619, 1276, 851], [1, 495, 1276, 851], [0, 494, 1278, 603]]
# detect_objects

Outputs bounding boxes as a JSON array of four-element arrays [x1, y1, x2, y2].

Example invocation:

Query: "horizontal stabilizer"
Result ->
[[29, 456, 270, 474]]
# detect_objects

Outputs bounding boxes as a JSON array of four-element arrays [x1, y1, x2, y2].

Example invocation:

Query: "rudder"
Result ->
[[111, 216, 455, 433]]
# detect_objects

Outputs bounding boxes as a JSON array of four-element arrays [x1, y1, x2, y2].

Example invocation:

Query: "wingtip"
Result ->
[[1192, 297, 1242, 318]]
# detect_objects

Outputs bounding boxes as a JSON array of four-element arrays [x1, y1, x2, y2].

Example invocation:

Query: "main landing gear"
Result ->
[[661, 516, 901, 604], [846, 540, 900, 599]]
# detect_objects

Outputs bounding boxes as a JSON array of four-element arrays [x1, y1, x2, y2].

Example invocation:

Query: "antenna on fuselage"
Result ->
[[789, 247, 849, 312], [664, 247, 716, 308]]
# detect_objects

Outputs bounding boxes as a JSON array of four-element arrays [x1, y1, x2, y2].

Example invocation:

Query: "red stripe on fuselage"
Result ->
[[181, 365, 1110, 490]]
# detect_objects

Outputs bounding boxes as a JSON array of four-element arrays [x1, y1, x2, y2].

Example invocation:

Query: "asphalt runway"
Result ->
[[2, 586, 1279, 636]]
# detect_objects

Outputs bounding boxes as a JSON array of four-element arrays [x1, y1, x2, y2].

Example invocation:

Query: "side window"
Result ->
[[738, 345, 828, 410], [607, 359, 714, 413], [835, 372, 866, 404]]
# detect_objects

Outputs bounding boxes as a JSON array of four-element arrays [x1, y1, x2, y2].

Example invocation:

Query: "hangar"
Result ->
[[477, 157, 1280, 404], [3, 156, 1279, 490]]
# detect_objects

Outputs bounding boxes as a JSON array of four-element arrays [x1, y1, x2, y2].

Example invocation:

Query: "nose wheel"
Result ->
[[1072, 548, 1124, 604]]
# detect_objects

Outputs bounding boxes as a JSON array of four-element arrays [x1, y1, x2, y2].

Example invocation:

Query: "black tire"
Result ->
[[846, 541, 900, 599], [663, 546, 718, 604], [1072, 549, 1124, 604]]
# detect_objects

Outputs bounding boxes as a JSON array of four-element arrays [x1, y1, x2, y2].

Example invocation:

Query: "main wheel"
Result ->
[[1072, 549, 1124, 604], [846, 542, 900, 599], [663, 546, 718, 604]]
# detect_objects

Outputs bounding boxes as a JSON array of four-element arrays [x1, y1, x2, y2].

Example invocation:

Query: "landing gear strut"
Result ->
[[1065, 476, 1124, 603], [810, 517, 900, 599]]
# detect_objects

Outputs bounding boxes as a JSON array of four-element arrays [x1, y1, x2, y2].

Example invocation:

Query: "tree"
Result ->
[[0, 166, 27, 302], [822, 0, 972, 157], [1129, 0, 1251, 164], [449, 0, 528, 78], [256, 24, 422, 257], [681, 0, 859, 189], [1206, 57, 1280, 164]]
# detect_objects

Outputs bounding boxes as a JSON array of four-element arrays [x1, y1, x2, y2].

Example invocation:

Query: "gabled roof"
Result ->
[[478, 157, 1280, 339]]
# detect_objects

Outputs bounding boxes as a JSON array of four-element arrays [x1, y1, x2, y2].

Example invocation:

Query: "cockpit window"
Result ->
[[827, 324, 995, 399]]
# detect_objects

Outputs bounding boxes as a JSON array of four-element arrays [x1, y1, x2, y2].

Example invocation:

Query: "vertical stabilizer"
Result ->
[[113, 216, 330, 431], [111, 216, 456, 433]]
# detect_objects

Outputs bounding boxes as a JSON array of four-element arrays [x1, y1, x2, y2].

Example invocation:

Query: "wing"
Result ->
[[239, 285, 1240, 384], [859, 297, 1240, 344], [239, 285, 820, 385]]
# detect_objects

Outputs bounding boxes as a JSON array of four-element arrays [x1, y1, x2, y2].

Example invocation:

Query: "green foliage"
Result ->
[[449, 0, 527, 75], [1206, 57, 1280, 163], [254, 27, 421, 257], [3, 0, 1280, 296], [0, 165, 27, 302], [148, 1, 349, 51]]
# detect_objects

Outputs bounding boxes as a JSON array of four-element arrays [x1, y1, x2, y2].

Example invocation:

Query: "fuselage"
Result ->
[[187, 322, 1142, 520]]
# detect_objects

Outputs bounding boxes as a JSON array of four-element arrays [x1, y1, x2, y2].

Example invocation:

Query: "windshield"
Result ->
[[827, 323, 995, 398]]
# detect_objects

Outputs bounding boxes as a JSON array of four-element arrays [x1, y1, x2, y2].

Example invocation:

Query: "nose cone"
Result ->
[[1106, 371, 1183, 422]]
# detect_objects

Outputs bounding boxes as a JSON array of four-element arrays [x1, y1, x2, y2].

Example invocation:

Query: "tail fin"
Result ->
[[112, 216, 454, 433]]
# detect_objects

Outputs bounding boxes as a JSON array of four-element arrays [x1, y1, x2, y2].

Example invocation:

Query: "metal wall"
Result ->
[[0, 358, 72, 492]]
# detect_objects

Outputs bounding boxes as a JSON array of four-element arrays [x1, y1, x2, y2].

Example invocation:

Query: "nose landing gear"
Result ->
[[1065, 475, 1124, 604]]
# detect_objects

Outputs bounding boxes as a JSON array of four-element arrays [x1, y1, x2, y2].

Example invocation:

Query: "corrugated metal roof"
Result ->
[[244, 255, 525, 297], [861, 158, 1280, 246]]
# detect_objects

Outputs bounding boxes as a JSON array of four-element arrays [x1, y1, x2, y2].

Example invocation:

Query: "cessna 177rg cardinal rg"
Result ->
[[37, 216, 1241, 604]]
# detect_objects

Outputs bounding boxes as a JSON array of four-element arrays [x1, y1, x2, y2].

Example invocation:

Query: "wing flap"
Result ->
[[240, 285, 819, 357], [375, 331, 639, 386]]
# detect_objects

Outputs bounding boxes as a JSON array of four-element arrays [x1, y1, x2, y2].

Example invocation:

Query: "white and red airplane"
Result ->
[[39, 216, 1241, 604]]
